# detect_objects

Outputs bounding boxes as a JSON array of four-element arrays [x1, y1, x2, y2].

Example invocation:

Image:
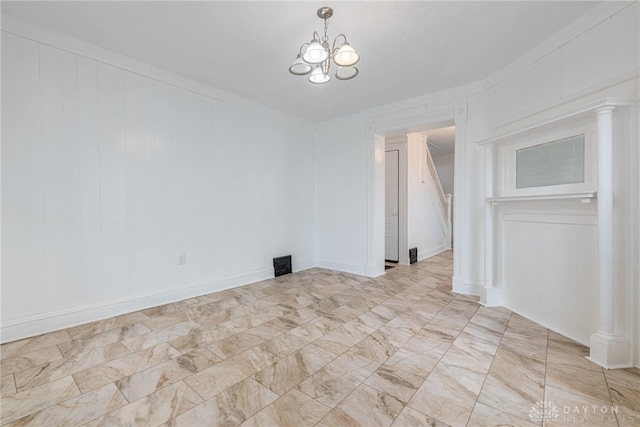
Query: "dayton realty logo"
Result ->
[[529, 401, 560, 422]]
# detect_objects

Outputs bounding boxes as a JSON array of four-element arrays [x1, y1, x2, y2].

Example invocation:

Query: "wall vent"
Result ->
[[273, 255, 292, 277], [409, 248, 418, 264]]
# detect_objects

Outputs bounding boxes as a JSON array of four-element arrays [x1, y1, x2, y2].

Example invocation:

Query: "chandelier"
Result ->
[[288, 7, 360, 84]]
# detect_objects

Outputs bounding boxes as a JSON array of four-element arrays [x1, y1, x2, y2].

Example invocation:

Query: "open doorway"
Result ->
[[382, 125, 455, 268]]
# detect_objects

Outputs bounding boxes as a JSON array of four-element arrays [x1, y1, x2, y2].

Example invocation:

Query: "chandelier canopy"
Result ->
[[289, 7, 360, 84]]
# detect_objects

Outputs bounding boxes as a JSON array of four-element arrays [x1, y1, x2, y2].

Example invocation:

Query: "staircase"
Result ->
[[423, 142, 453, 248]]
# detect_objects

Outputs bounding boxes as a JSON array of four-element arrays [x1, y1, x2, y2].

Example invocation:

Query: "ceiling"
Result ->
[[2, 1, 600, 123], [425, 126, 456, 158]]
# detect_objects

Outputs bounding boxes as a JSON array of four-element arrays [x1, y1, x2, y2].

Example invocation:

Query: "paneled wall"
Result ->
[[1, 32, 316, 341], [499, 203, 599, 345], [487, 1, 639, 129]]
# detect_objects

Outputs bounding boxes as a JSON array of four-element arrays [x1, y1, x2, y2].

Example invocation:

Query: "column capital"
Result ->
[[595, 105, 616, 116]]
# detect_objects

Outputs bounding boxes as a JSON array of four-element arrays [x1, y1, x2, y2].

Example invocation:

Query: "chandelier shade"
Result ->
[[335, 66, 358, 80], [303, 39, 328, 64], [333, 42, 359, 67], [309, 66, 331, 84], [289, 53, 313, 75], [289, 7, 360, 85]]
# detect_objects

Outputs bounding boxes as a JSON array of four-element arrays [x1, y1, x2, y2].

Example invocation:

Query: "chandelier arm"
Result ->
[[332, 34, 348, 52], [298, 42, 310, 55]]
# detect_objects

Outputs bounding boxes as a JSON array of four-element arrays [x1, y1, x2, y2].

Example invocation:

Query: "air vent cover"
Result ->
[[273, 255, 292, 277], [409, 248, 418, 264]]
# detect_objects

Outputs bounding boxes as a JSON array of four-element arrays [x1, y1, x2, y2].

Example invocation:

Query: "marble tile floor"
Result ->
[[1, 250, 639, 427]]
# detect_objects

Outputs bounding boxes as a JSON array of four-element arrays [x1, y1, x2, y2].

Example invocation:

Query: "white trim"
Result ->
[[418, 244, 448, 263], [315, 259, 365, 276], [365, 263, 385, 278], [293, 259, 317, 273], [452, 276, 483, 297], [588, 333, 633, 369], [481, 287, 504, 307], [452, 278, 483, 297], [477, 98, 638, 146], [489, 192, 597, 203], [504, 302, 590, 347]]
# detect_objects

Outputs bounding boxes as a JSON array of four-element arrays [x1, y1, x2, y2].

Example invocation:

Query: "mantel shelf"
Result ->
[[488, 191, 597, 203]]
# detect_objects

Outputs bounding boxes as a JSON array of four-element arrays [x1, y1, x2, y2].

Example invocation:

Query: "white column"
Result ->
[[596, 106, 615, 336], [451, 105, 467, 293], [589, 106, 631, 368]]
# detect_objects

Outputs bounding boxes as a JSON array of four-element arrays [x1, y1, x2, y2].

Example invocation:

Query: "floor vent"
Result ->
[[409, 248, 418, 264], [273, 255, 292, 277]]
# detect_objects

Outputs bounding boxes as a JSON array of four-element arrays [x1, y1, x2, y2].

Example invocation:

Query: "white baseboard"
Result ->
[[365, 263, 385, 278], [315, 259, 366, 276], [452, 276, 483, 296], [481, 287, 504, 307], [503, 303, 589, 347], [1, 263, 314, 344], [293, 259, 316, 273], [418, 244, 448, 262]]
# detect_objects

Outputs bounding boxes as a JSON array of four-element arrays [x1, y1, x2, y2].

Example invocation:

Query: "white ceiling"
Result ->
[[2, 1, 599, 123], [425, 126, 456, 158]]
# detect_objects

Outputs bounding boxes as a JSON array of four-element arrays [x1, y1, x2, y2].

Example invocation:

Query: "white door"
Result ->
[[385, 150, 399, 261]]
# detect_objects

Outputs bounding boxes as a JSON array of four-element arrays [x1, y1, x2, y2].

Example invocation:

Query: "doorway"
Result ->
[[385, 150, 399, 262]]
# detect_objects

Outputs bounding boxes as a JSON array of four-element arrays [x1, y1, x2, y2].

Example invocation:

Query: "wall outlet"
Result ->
[[178, 254, 186, 265]]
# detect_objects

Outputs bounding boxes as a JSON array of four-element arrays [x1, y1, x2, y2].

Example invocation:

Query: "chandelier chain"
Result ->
[[322, 18, 329, 44]]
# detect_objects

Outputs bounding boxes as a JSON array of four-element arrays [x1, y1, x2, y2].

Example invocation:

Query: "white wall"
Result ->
[[1, 28, 316, 342], [406, 133, 447, 261], [314, 115, 370, 275]]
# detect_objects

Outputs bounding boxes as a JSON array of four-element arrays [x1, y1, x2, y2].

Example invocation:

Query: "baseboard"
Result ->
[[0, 266, 297, 344], [503, 303, 590, 347], [481, 287, 504, 307], [293, 258, 316, 273], [452, 276, 483, 296], [365, 263, 385, 278], [315, 259, 366, 276], [417, 244, 448, 262]]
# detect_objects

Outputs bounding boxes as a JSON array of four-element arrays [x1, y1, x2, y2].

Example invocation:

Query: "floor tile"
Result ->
[[182, 354, 255, 399], [1, 374, 17, 396], [14, 342, 130, 391], [7, 383, 127, 427], [316, 384, 404, 427], [1, 375, 81, 424], [0, 330, 71, 361], [467, 401, 539, 427], [115, 347, 219, 402], [255, 343, 337, 395], [84, 381, 202, 427], [1, 345, 63, 375], [1, 250, 636, 427], [240, 388, 331, 427], [390, 406, 450, 427], [168, 377, 278, 427]]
